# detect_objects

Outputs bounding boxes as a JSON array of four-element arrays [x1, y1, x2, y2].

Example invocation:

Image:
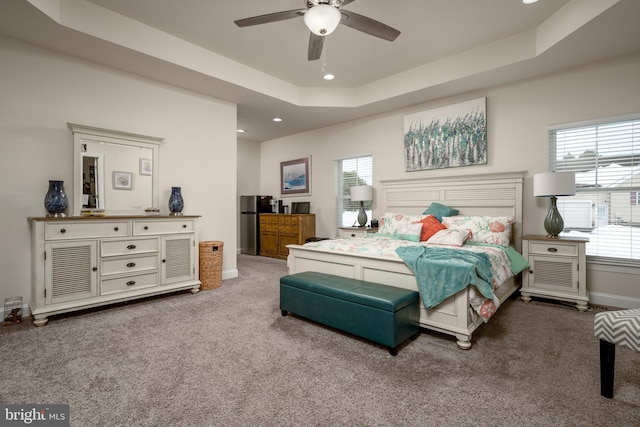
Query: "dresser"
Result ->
[[520, 235, 589, 311], [29, 215, 201, 326], [259, 214, 315, 259]]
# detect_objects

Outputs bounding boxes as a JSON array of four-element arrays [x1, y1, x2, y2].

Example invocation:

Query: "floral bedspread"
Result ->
[[302, 236, 516, 321]]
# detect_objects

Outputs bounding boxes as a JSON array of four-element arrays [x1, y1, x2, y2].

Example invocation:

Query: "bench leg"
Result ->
[[281, 309, 288, 316], [388, 347, 398, 356], [600, 339, 615, 398]]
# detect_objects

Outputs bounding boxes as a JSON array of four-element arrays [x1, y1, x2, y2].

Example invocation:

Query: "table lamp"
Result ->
[[533, 172, 575, 238], [350, 185, 373, 227]]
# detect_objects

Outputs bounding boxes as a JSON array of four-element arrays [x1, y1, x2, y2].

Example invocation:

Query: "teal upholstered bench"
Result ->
[[280, 271, 420, 355]]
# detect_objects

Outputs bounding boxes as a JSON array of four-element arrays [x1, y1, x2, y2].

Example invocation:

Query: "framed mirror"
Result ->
[[69, 123, 163, 216]]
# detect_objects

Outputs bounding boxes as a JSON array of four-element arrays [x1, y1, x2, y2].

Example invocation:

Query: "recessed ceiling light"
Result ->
[[323, 73, 335, 81], [273, 117, 282, 122], [237, 129, 246, 133], [522, 0, 539, 4]]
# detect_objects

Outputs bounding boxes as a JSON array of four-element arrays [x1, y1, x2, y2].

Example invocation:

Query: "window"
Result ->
[[549, 115, 640, 266], [336, 155, 373, 233]]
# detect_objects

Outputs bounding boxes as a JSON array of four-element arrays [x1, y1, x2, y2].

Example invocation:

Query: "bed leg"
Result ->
[[455, 334, 472, 350]]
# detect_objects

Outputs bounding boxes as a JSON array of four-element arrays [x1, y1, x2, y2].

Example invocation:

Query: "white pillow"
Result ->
[[378, 211, 427, 235], [442, 216, 513, 247], [425, 229, 470, 246]]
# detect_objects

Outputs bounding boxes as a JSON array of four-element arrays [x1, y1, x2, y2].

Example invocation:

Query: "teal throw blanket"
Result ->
[[395, 246, 494, 309]]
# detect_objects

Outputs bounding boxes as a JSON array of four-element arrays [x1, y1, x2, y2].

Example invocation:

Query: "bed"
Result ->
[[286, 171, 525, 349]]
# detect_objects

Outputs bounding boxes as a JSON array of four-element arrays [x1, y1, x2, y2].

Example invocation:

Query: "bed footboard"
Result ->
[[286, 245, 518, 349]]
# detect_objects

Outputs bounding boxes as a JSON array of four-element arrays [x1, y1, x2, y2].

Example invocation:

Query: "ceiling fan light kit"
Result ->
[[304, 4, 341, 36], [234, 0, 400, 62]]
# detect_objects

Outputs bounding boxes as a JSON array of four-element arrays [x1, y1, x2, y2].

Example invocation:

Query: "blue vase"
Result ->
[[168, 187, 184, 215], [44, 180, 68, 217]]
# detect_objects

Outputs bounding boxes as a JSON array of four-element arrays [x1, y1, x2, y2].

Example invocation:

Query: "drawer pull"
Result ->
[[60, 228, 66, 234], [126, 262, 136, 268], [182, 224, 187, 229], [547, 247, 558, 253], [126, 281, 136, 286], [127, 244, 137, 250], [114, 226, 119, 231], [144, 226, 149, 230], [92, 267, 98, 272]]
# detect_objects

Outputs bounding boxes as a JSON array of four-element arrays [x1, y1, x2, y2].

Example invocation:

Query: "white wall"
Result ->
[[259, 52, 640, 307], [237, 138, 261, 253], [0, 36, 238, 308]]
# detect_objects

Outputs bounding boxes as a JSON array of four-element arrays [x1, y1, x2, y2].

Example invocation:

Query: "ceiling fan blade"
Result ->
[[234, 9, 304, 27], [340, 0, 357, 6], [340, 10, 400, 42], [308, 33, 324, 61]]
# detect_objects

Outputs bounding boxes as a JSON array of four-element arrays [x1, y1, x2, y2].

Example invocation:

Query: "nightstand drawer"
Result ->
[[528, 241, 578, 257]]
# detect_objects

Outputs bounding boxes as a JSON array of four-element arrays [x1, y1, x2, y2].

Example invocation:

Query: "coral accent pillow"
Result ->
[[442, 216, 514, 247], [414, 215, 446, 241]]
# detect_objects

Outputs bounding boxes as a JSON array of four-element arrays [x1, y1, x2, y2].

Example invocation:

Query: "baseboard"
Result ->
[[589, 292, 640, 309], [222, 269, 238, 280]]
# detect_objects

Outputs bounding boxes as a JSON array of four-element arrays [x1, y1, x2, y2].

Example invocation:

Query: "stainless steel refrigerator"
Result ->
[[240, 195, 273, 255]]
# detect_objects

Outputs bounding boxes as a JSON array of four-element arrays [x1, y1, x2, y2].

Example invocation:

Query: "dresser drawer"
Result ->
[[101, 272, 159, 295], [45, 221, 130, 240], [133, 220, 194, 235], [100, 254, 159, 276], [528, 241, 578, 257], [101, 238, 159, 257]]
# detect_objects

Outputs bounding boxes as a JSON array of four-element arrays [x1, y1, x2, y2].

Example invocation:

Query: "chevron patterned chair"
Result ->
[[593, 308, 640, 398]]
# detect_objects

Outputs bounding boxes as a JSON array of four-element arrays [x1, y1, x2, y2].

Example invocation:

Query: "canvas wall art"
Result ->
[[403, 97, 487, 171], [280, 156, 311, 196]]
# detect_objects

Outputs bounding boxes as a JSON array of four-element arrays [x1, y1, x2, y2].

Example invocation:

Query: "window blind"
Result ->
[[335, 155, 373, 234], [549, 116, 640, 266]]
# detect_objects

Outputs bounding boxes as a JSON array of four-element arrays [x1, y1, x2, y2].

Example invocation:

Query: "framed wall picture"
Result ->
[[280, 156, 311, 197], [139, 158, 152, 176], [403, 97, 487, 171], [113, 171, 133, 190]]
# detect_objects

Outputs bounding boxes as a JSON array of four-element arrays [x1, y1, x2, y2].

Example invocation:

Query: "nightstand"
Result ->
[[339, 227, 378, 239], [520, 235, 589, 311]]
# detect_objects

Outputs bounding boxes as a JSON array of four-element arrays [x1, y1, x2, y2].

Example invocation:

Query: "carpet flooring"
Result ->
[[1, 254, 639, 426]]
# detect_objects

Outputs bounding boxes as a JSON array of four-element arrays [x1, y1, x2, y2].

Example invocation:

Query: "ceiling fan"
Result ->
[[234, 0, 401, 61]]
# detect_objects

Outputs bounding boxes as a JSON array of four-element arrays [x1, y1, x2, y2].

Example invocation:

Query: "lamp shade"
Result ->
[[304, 4, 341, 36], [350, 185, 373, 202], [533, 172, 575, 197]]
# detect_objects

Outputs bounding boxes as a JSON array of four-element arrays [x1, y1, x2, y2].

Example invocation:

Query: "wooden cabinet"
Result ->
[[259, 214, 315, 259], [521, 235, 589, 311], [339, 227, 378, 239], [30, 215, 201, 326]]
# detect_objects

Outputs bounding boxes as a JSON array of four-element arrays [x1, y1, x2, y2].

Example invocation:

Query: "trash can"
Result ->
[[3, 296, 23, 325], [199, 241, 223, 290]]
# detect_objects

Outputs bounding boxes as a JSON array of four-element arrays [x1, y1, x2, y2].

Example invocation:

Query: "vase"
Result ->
[[44, 180, 68, 217], [168, 186, 184, 215]]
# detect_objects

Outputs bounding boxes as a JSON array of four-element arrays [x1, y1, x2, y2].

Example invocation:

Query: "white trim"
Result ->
[[547, 111, 640, 131]]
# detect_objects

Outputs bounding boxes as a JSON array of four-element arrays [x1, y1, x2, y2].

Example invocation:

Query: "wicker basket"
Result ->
[[199, 241, 223, 290]]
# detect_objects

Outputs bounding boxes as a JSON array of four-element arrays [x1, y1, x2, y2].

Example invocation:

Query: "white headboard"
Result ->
[[379, 171, 525, 251]]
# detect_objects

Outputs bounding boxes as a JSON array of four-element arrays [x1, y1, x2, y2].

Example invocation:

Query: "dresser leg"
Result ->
[[32, 315, 48, 327]]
